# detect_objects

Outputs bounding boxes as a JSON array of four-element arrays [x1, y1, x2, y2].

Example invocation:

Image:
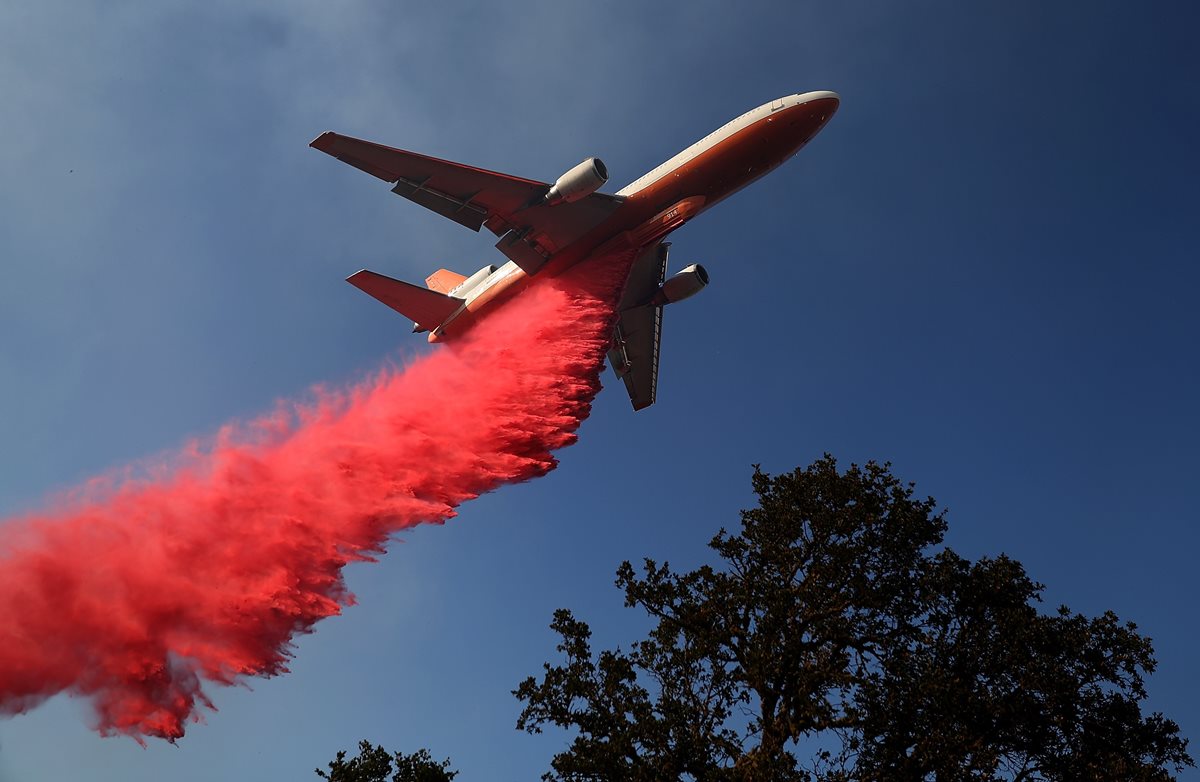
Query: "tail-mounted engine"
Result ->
[[543, 158, 608, 205], [652, 264, 709, 306]]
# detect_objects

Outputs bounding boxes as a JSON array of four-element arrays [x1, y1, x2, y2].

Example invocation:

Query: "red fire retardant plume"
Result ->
[[0, 254, 632, 741]]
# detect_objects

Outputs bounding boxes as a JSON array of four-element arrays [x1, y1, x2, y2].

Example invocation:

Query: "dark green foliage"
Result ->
[[514, 456, 1192, 781], [316, 741, 457, 782], [850, 551, 1189, 780]]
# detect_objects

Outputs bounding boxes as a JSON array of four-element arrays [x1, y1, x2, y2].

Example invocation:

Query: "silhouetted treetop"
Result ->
[[515, 455, 1191, 781]]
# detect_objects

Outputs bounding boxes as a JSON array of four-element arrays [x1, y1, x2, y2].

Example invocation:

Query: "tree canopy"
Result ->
[[320, 456, 1191, 781], [513, 456, 1192, 781], [316, 741, 457, 782]]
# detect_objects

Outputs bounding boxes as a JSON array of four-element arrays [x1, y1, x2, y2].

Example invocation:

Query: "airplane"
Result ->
[[311, 90, 839, 410]]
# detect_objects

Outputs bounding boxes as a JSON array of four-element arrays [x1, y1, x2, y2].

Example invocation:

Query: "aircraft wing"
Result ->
[[607, 243, 669, 411], [311, 132, 624, 274]]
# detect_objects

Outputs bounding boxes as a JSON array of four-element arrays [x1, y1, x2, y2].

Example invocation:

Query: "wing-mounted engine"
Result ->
[[543, 158, 608, 205], [652, 263, 709, 306]]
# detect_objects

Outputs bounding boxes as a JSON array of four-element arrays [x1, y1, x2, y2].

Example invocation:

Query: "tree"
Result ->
[[514, 456, 1192, 781], [316, 741, 457, 782]]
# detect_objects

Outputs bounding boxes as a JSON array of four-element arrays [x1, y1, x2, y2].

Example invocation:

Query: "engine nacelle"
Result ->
[[449, 264, 496, 298], [543, 157, 608, 205], [652, 264, 709, 306]]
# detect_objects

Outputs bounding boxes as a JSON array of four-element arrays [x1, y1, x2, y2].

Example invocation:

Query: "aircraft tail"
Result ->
[[347, 269, 464, 332], [425, 268, 468, 294]]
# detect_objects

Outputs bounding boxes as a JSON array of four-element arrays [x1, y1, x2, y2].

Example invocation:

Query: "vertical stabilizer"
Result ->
[[425, 268, 468, 294]]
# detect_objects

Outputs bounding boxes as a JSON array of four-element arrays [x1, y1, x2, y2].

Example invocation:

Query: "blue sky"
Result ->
[[1, 2, 1197, 779]]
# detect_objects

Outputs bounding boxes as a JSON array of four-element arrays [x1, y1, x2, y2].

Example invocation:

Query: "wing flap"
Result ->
[[607, 242, 669, 411], [608, 305, 662, 411], [391, 177, 489, 232], [347, 269, 464, 332]]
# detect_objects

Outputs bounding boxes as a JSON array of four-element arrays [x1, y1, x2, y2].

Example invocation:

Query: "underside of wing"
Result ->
[[608, 243, 669, 411], [311, 132, 624, 273], [312, 131, 543, 231]]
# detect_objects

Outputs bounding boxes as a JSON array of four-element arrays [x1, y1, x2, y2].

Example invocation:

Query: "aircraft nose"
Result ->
[[787, 91, 840, 143], [797, 90, 840, 118]]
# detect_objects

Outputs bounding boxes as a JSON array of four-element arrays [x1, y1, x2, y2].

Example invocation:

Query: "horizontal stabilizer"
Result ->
[[347, 269, 464, 332]]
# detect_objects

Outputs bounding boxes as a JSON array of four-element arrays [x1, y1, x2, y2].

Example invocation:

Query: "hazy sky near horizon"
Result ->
[[1, 2, 1197, 779]]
